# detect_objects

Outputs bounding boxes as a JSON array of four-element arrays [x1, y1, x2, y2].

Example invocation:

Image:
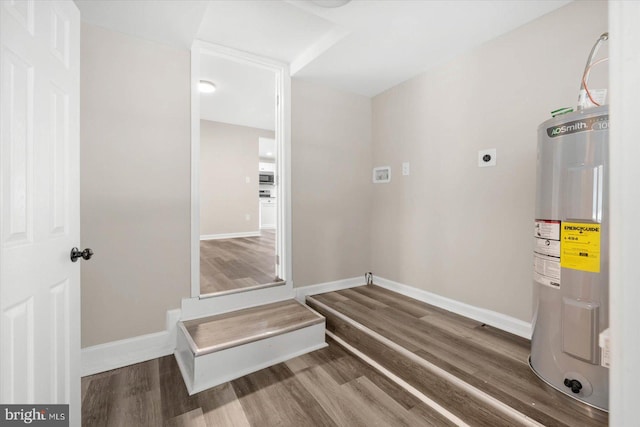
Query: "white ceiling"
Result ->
[[75, 1, 209, 49], [75, 0, 571, 128], [259, 138, 276, 160], [76, 0, 571, 97], [199, 54, 275, 131]]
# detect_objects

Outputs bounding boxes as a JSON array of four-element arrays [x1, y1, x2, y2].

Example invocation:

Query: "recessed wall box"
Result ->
[[373, 166, 391, 183]]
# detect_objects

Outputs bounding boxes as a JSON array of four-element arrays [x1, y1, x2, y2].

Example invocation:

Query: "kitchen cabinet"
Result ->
[[259, 162, 276, 172], [260, 198, 276, 229]]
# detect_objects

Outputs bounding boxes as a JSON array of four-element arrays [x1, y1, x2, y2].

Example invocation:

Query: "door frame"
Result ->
[[190, 40, 292, 298]]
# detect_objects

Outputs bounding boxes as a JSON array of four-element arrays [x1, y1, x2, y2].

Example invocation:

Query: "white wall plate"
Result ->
[[373, 166, 391, 183]]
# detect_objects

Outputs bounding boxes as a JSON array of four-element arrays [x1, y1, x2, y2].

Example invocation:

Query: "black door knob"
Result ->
[[70, 247, 94, 262]]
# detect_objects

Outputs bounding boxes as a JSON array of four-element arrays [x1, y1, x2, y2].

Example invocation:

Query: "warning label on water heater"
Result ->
[[533, 220, 561, 288], [561, 222, 601, 273]]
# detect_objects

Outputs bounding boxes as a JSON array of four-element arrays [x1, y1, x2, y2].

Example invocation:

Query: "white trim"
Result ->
[[200, 231, 261, 241], [374, 277, 532, 339], [294, 276, 365, 303], [609, 2, 640, 424], [81, 309, 181, 377], [200, 280, 286, 299], [190, 40, 291, 299], [181, 286, 295, 321], [290, 26, 350, 75], [277, 54, 292, 287], [190, 43, 201, 298]]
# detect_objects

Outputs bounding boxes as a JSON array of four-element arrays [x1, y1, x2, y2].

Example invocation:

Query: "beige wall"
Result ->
[[200, 120, 273, 236], [291, 79, 372, 287], [78, 1, 607, 347], [370, 1, 608, 322], [80, 24, 191, 347]]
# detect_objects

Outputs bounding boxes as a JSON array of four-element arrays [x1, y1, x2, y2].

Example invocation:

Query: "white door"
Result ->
[[0, 0, 80, 423]]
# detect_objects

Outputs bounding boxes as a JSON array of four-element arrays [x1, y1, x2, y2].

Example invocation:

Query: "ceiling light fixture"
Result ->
[[199, 80, 216, 93], [310, 0, 351, 8]]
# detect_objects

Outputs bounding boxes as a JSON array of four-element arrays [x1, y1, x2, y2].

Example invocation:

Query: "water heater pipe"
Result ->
[[577, 33, 609, 110]]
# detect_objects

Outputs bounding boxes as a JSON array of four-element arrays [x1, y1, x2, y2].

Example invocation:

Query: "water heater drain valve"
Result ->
[[564, 378, 583, 394]]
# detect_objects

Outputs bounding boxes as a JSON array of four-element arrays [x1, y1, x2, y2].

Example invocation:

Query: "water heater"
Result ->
[[530, 104, 609, 410]]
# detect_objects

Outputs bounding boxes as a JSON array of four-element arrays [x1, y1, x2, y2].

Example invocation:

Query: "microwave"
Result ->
[[259, 172, 274, 185]]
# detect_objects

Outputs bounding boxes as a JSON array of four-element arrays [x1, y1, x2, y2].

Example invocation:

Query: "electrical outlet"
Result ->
[[245, 176, 250, 183], [402, 162, 410, 176], [245, 214, 250, 221], [478, 149, 497, 167]]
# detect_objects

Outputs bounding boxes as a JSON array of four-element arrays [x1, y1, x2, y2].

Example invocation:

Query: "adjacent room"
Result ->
[[1, 0, 639, 426]]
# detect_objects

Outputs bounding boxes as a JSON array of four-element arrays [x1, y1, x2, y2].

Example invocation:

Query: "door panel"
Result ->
[[1, 48, 33, 245], [2, 297, 34, 402], [50, 279, 70, 402], [49, 83, 69, 236]]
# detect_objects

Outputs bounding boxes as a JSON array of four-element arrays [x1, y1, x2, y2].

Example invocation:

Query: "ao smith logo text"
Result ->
[[547, 115, 609, 138], [550, 121, 587, 136]]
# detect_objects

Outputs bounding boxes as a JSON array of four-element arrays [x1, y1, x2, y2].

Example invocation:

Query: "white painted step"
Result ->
[[175, 299, 326, 394]]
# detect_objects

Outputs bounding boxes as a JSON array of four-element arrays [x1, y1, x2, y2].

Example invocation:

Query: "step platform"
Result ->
[[307, 285, 608, 427], [175, 299, 326, 395]]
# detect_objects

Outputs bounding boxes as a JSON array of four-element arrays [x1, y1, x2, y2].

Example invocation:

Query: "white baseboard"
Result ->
[[181, 283, 295, 321], [295, 276, 365, 303], [81, 308, 181, 377], [374, 277, 532, 339], [200, 231, 261, 240]]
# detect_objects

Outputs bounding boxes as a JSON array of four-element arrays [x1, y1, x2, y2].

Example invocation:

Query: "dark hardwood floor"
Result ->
[[200, 230, 282, 296], [81, 337, 455, 427], [307, 285, 608, 427], [82, 285, 609, 426]]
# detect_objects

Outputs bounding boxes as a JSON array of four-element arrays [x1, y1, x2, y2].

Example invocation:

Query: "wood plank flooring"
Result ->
[[182, 300, 324, 355], [82, 285, 609, 426], [307, 285, 609, 427], [81, 338, 455, 427], [200, 230, 282, 296]]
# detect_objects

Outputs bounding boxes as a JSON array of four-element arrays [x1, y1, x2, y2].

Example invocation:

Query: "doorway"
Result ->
[[190, 42, 290, 298]]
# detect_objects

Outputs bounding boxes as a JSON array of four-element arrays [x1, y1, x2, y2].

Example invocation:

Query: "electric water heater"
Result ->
[[530, 104, 609, 410]]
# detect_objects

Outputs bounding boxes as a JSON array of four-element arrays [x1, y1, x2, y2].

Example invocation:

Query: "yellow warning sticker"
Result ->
[[561, 222, 601, 273]]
